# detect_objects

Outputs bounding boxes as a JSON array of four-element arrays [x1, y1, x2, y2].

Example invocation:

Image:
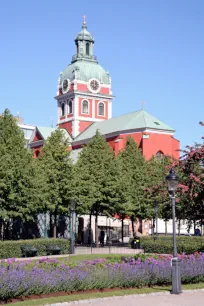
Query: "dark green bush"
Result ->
[[139, 236, 204, 254], [0, 238, 70, 259]]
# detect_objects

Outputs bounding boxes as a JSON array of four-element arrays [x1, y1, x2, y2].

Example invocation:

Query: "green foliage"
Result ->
[[0, 109, 41, 223], [37, 129, 73, 237], [139, 236, 204, 254], [74, 130, 118, 216], [0, 238, 69, 259], [115, 137, 153, 223]]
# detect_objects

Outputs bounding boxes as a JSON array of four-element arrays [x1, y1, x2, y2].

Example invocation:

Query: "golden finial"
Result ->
[[83, 15, 86, 25], [141, 100, 145, 110]]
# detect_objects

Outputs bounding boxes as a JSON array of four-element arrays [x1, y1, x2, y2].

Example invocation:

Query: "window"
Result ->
[[35, 150, 40, 158], [82, 100, 89, 114], [68, 100, 73, 114], [156, 151, 164, 160], [98, 102, 104, 116], [61, 102, 65, 116], [86, 43, 90, 55]]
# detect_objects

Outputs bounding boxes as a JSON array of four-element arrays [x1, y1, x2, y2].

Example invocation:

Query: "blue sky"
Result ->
[[1, 0, 203, 148]]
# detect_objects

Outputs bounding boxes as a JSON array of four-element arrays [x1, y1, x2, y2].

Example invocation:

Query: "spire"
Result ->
[[72, 18, 96, 63], [83, 15, 86, 26]]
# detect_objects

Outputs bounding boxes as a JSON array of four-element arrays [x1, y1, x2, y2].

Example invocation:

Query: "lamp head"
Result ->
[[165, 168, 179, 193]]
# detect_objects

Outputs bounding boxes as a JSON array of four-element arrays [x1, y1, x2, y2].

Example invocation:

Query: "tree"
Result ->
[[115, 137, 149, 239], [174, 123, 204, 231], [0, 109, 41, 239], [74, 130, 118, 247], [37, 129, 73, 238], [146, 121, 204, 235]]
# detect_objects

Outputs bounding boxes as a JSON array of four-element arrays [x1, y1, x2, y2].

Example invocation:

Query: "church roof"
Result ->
[[61, 60, 110, 85], [36, 126, 56, 140], [31, 126, 72, 142], [74, 110, 175, 142], [75, 23, 94, 43]]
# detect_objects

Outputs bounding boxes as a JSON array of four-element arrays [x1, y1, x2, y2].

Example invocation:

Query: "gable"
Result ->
[[33, 130, 43, 141]]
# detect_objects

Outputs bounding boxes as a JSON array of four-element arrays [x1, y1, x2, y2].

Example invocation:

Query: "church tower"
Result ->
[[55, 18, 113, 138]]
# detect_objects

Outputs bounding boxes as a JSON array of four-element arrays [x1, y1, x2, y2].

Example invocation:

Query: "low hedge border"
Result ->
[[138, 236, 204, 254], [0, 238, 70, 259]]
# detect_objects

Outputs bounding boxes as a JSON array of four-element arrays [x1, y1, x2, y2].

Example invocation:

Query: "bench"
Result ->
[[21, 245, 38, 257], [46, 245, 61, 255]]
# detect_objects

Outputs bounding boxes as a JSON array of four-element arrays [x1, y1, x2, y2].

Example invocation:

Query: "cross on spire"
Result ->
[[83, 15, 86, 25], [141, 100, 145, 110]]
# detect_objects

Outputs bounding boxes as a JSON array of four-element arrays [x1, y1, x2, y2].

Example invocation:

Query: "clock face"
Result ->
[[62, 79, 70, 94], [89, 79, 100, 92]]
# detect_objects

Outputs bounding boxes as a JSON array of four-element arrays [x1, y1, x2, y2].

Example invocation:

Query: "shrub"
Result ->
[[0, 253, 203, 301], [0, 238, 70, 259], [139, 236, 204, 254]]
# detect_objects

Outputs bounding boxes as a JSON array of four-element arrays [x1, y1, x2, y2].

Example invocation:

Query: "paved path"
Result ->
[[47, 290, 204, 306], [4, 247, 143, 262]]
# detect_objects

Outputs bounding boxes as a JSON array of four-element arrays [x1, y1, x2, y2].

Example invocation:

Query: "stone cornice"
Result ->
[[55, 91, 114, 102], [29, 140, 44, 148]]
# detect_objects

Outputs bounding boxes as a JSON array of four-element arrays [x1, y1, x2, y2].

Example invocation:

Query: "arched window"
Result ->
[[98, 102, 105, 116], [86, 43, 90, 56], [35, 150, 40, 158], [68, 100, 73, 114], [82, 100, 89, 114], [156, 151, 164, 160], [61, 102, 65, 116]]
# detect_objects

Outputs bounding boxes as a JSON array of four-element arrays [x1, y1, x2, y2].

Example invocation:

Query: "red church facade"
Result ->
[[30, 20, 179, 162]]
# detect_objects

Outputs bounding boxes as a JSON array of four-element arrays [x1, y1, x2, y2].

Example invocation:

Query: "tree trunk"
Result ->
[[121, 217, 124, 244], [194, 220, 196, 234], [5, 221, 10, 240], [95, 214, 99, 248], [131, 216, 135, 237], [49, 213, 53, 238], [165, 220, 168, 236], [1, 220, 4, 241], [178, 219, 181, 236], [88, 213, 92, 245], [201, 219, 203, 236], [53, 212, 57, 238]]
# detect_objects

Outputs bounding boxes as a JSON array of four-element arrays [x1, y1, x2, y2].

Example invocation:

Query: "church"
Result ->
[[29, 19, 180, 161], [29, 19, 181, 241]]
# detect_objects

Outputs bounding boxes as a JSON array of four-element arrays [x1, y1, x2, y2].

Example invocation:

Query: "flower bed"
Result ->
[[0, 253, 204, 302]]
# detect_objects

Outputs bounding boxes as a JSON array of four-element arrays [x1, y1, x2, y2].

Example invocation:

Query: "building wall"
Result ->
[[142, 132, 180, 159], [60, 121, 72, 136]]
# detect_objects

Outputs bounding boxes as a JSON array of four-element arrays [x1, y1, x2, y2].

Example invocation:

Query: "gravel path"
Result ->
[[46, 289, 204, 306]]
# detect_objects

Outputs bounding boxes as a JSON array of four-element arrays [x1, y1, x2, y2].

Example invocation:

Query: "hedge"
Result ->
[[139, 236, 204, 254], [0, 238, 70, 259]]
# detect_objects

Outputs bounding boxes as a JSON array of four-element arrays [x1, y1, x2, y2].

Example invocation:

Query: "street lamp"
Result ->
[[69, 200, 76, 254], [166, 168, 182, 294]]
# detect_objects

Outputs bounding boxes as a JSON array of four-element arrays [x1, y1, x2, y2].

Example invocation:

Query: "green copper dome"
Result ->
[[61, 60, 110, 84], [60, 21, 110, 85], [75, 23, 94, 43]]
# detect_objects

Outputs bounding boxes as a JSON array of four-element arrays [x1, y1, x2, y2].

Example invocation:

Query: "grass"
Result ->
[[6, 283, 204, 306], [27, 253, 136, 265]]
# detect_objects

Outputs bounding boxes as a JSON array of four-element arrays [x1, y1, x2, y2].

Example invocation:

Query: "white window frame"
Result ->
[[68, 99, 73, 114], [81, 99, 90, 114], [98, 101, 105, 117]]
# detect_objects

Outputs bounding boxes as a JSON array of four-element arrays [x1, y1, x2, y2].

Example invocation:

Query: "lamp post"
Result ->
[[70, 200, 76, 254], [166, 168, 182, 294]]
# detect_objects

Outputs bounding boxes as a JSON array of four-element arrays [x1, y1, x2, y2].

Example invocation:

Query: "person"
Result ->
[[195, 228, 201, 236], [100, 230, 105, 247]]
